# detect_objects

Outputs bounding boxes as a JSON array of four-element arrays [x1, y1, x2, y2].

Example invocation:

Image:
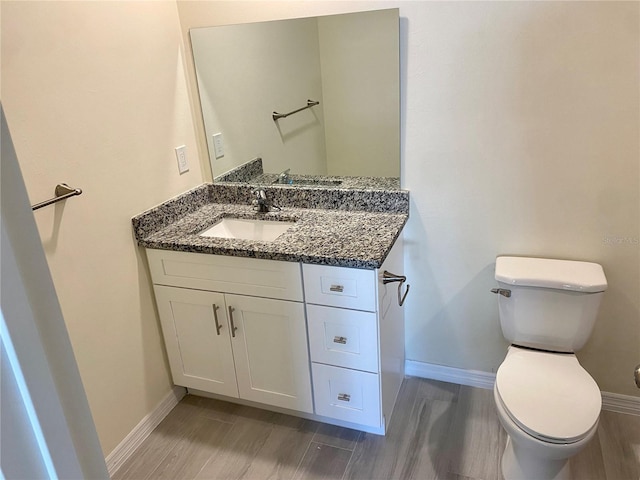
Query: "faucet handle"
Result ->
[[252, 188, 266, 200], [251, 188, 269, 212]]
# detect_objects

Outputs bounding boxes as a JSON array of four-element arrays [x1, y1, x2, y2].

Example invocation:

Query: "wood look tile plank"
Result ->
[[293, 442, 353, 480], [447, 386, 506, 480], [417, 378, 461, 403], [569, 430, 607, 480], [433, 474, 480, 480], [181, 394, 242, 424], [194, 417, 275, 479], [242, 417, 318, 480], [312, 423, 362, 450], [112, 401, 206, 480], [598, 410, 640, 480], [149, 417, 232, 480], [396, 397, 459, 479], [343, 377, 424, 479]]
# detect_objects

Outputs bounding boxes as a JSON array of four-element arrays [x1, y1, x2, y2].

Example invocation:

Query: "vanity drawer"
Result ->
[[302, 264, 376, 311], [146, 249, 303, 301], [307, 304, 379, 373], [312, 363, 381, 428]]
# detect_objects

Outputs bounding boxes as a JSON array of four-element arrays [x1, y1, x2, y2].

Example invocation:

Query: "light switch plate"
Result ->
[[213, 133, 224, 159], [175, 145, 189, 174]]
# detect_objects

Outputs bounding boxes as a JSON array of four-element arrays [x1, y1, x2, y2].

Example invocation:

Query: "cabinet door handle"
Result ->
[[337, 393, 351, 402], [228, 306, 238, 338], [329, 284, 344, 293], [333, 336, 347, 344], [213, 304, 222, 336]]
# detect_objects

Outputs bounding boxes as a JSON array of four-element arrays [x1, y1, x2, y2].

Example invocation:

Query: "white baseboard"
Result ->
[[105, 385, 186, 476], [601, 391, 640, 416], [405, 360, 640, 416], [405, 359, 496, 390]]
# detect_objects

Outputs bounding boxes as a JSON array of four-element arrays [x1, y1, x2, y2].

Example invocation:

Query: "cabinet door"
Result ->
[[225, 294, 313, 413], [153, 285, 238, 397]]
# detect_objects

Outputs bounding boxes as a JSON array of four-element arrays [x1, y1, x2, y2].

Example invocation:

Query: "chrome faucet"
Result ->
[[278, 168, 291, 185], [252, 188, 270, 213]]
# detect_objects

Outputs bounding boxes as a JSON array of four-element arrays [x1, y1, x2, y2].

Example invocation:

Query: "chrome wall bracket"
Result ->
[[31, 183, 82, 211], [383, 271, 410, 307]]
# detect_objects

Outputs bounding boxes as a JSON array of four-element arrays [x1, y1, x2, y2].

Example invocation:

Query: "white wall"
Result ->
[[1, 1, 202, 456], [318, 9, 400, 177], [2, 0, 638, 460], [1, 106, 108, 478], [191, 17, 328, 177], [401, 1, 639, 397]]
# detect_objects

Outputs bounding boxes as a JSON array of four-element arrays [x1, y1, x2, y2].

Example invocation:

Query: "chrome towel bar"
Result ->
[[31, 183, 82, 211], [272, 99, 320, 121]]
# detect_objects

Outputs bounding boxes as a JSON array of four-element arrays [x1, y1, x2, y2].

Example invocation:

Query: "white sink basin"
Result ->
[[199, 217, 296, 242]]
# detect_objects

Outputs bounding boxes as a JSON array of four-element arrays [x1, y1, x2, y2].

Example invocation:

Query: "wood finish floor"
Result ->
[[113, 377, 640, 480]]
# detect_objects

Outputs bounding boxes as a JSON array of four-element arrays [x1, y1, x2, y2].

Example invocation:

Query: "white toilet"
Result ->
[[492, 256, 607, 480]]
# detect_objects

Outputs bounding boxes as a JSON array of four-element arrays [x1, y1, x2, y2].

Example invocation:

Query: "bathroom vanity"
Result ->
[[133, 183, 408, 434], [129, 6, 407, 436]]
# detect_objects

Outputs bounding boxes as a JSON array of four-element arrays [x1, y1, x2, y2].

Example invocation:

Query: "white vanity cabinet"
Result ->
[[145, 236, 405, 434], [146, 249, 313, 413], [303, 238, 405, 434]]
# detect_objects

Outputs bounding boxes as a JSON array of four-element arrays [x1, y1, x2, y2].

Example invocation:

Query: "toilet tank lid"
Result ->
[[495, 256, 607, 293]]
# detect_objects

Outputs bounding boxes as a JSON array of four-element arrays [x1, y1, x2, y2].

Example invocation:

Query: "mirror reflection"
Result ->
[[190, 9, 400, 187]]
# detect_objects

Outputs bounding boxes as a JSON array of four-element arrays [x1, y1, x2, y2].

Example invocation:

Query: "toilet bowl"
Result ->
[[494, 346, 601, 480]]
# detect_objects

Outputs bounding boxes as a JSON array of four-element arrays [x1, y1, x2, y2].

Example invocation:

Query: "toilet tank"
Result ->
[[494, 256, 607, 353]]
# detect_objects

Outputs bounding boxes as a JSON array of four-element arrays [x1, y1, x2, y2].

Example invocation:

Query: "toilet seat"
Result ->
[[495, 346, 601, 444]]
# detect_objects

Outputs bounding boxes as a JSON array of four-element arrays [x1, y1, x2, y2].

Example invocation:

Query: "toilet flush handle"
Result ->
[[491, 288, 511, 298], [635, 364, 640, 389]]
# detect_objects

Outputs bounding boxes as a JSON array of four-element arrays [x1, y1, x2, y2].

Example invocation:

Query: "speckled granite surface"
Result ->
[[213, 156, 401, 191], [132, 184, 211, 240], [213, 157, 264, 183], [135, 204, 406, 269], [132, 182, 409, 269], [209, 183, 408, 214], [250, 173, 401, 191]]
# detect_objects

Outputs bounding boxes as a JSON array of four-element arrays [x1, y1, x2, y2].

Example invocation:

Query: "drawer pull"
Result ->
[[337, 393, 351, 402], [329, 284, 344, 293], [333, 336, 347, 344], [228, 306, 238, 338], [212, 304, 222, 336]]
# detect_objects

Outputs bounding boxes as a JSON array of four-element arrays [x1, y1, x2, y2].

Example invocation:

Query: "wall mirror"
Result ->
[[190, 9, 400, 188]]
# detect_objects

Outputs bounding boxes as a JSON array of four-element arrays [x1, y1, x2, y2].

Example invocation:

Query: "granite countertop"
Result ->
[[136, 203, 408, 269], [248, 173, 401, 191], [213, 157, 401, 191]]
